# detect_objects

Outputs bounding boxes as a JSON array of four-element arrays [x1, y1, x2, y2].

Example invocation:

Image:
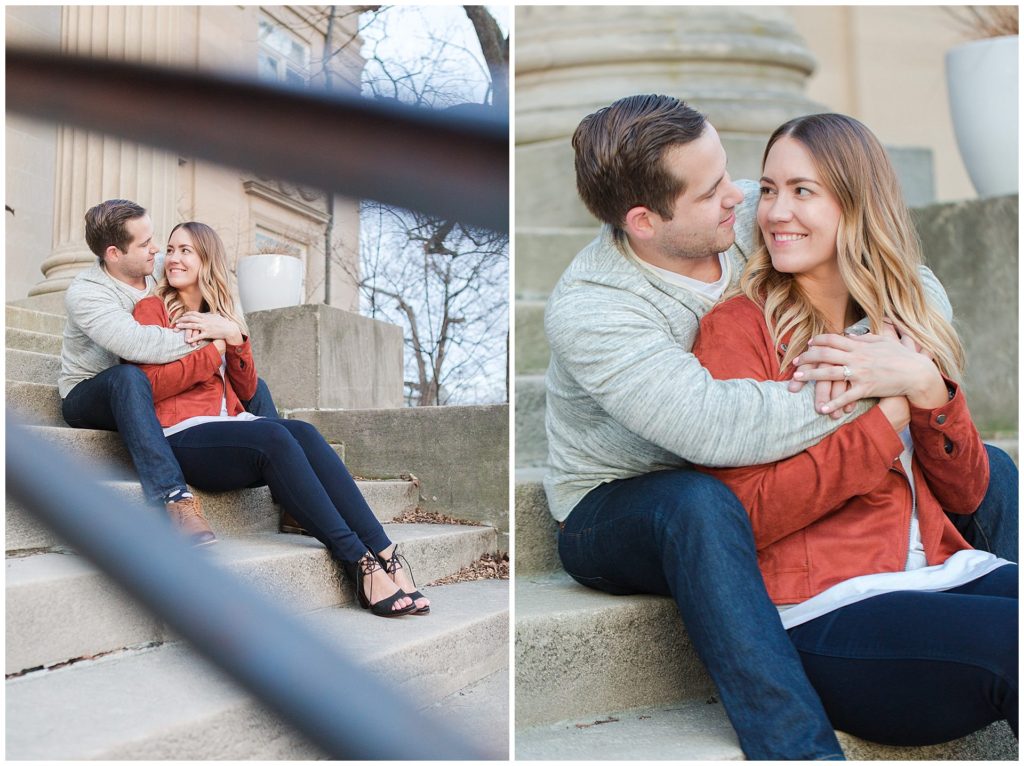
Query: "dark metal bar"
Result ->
[[6, 47, 508, 233], [6, 416, 485, 760]]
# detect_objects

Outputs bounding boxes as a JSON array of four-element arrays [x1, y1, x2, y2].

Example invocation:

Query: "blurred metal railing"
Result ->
[[7, 418, 485, 760], [6, 45, 506, 760], [6, 47, 508, 233]]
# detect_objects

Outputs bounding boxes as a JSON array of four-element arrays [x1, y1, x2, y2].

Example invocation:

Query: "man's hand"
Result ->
[[789, 365, 854, 420], [184, 327, 203, 347], [174, 311, 244, 346]]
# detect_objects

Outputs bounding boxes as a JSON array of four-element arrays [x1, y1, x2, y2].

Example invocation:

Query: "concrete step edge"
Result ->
[[426, 667, 509, 760], [6, 578, 509, 760], [6, 304, 66, 335], [6, 347, 61, 384], [6, 474, 420, 553], [7, 524, 499, 675], [515, 697, 1016, 760], [515, 572, 713, 727]]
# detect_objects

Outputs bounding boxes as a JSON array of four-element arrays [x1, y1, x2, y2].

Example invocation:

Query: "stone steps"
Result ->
[[7, 474, 418, 552], [515, 696, 1016, 761], [6, 380, 63, 426], [16, 421, 351, 477], [6, 348, 60, 384], [5, 298, 508, 759], [6, 304, 66, 335], [7, 524, 496, 676], [514, 299, 548, 374], [516, 698, 743, 761], [7, 326, 62, 355], [515, 571, 713, 730], [6, 578, 508, 760], [514, 468, 559, 576], [515, 226, 598, 299], [514, 374, 547, 466], [428, 667, 509, 759]]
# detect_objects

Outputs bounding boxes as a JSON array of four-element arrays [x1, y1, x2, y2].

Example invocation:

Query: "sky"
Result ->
[[360, 5, 508, 107]]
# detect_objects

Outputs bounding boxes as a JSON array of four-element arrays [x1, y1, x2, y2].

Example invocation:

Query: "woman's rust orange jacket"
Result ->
[[692, 295, 988, 605], [131, 295, 258, 427]]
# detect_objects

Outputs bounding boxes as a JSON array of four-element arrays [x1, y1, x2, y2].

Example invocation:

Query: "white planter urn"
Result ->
[[237, 254, 305, 314], [945, 35, 1018, 197]]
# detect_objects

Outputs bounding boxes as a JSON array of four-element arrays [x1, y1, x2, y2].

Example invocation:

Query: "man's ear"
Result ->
[[623, 206, 657, 241], [104, 244, 121, 264]]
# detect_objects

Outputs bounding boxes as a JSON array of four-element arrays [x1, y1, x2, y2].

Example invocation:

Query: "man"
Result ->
[[544, 95, 1017, 759], [60, 199, 277, 546]]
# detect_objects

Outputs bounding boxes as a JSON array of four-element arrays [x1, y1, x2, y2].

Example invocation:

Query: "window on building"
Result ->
[[254, 229, 306, 260], [257, 17, 311, 87]]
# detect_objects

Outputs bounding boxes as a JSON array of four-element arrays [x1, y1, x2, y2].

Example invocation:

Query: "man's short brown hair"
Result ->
[[572, 94, 706, 231], [84, 199, 147, 262]]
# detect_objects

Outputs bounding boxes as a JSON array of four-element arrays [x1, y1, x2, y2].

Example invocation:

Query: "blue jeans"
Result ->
[[558, 469, 845, 760], [61, 365, 278, 505], [558, 447, 1018, 759], [950, 444, 1018, 561], [165, 417, 390, 563], [788, 565, 1018, 745]]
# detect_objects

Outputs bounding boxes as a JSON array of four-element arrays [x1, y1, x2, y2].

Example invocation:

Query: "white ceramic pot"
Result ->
[[945, 35, 1019, 197], [237, 254, 305, 313]]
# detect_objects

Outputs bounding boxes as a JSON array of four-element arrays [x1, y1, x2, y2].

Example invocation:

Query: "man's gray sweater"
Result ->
[[59, 263, 196, 397], [543, 179, 952, 521]]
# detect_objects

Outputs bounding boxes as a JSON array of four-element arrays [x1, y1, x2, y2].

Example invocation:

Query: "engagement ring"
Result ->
[[842, 365, 853, 380]]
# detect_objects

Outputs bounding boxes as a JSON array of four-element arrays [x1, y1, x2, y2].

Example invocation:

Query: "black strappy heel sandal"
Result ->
[[353, 551, 416, 617], [379, 545, 430, 615]]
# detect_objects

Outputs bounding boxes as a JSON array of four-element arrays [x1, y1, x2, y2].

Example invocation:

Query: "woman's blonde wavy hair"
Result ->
[[740, 113, 964, 378], [156, 222, 248, 335]]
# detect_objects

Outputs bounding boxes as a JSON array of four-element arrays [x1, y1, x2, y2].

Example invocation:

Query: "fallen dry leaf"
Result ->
[[426, 552, 509, 585], [393, 506, 483, 526]]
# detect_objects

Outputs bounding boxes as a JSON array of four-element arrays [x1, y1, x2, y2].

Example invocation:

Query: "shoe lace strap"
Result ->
[[384, 549, 416, 588]]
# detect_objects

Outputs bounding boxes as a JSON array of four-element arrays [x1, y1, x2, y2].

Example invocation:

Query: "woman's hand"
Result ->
[[791, 322, 946, 413], [175, 311, 244, 347], [212, 338, 227, 354]]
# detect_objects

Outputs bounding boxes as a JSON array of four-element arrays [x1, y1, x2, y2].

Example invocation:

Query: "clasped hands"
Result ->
[[787, 321, 948, 426], [173, 311, 244, 353]]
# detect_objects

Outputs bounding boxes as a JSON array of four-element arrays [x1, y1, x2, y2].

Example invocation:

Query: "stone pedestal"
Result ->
[[246, 303, 404, 412], [912, 194, 1018, 434], [29, 6, 181, 298], [516, 6, 825, 229]]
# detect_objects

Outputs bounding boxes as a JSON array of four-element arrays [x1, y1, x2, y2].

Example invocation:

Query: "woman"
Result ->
[[133, 222, 430, 618], [692, 114, 1017, 745]]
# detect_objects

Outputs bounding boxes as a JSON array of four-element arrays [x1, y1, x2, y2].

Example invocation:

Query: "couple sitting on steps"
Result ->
[[545, 96, 1018, 758], [59, 199, 428, 617]]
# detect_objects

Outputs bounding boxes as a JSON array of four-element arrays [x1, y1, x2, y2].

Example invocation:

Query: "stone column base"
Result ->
[[246, 303, 404, 411]]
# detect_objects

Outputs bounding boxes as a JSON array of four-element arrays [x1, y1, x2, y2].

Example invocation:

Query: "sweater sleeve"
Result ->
[[545, 285, 874, 467], [131, 298, 223, 403], [64, 280, 193, 364], [908, 381, 989, 515], [692, 297, 905, 548]]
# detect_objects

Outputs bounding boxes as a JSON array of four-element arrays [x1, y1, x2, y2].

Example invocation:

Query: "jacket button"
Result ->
[[936, 414, 947, 425]]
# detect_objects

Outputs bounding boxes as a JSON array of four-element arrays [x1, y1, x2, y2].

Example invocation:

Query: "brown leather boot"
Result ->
[[165, 495, 217, 547], [279, 510, 311, 536]]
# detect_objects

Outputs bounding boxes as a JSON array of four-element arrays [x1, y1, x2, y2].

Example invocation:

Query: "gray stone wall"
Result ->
[[912, 194, 1018, 433], [291, 404, 510, 549]]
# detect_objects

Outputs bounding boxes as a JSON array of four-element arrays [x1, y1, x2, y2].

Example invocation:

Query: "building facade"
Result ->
[[6, 5, 364, 310]]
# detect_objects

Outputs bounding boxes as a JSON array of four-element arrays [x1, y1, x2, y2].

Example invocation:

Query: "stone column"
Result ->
[[516, 6, 824, 229], [29, 6, 182, 298]]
